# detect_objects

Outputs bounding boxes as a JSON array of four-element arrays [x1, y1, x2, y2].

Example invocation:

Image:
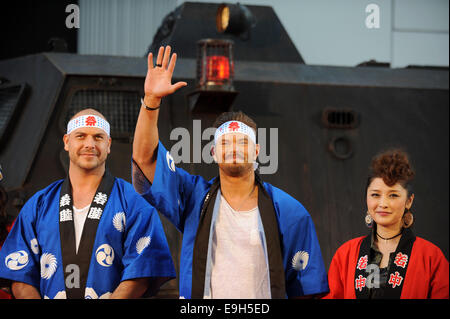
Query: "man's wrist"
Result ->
[[143, 95, 162, 108]]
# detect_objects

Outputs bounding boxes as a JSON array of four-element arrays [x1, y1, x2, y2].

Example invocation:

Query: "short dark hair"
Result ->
[[366, 149, 415, 196], [213, 111, 257, 137]]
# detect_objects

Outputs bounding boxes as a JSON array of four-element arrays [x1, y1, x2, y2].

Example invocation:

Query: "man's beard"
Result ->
[[217, 150, 256, 177], [219, 162, 253, 177]]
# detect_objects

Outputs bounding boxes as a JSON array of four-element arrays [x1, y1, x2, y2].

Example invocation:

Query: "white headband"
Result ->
[[214, 120, 256, 145], [67, 114, 110, 137]]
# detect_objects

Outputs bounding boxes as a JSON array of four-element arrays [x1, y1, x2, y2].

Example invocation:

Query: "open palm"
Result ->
[[144, 46, 187, 98]]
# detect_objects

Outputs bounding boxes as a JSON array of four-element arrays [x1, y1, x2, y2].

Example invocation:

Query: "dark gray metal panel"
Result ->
[[173, 58, 449, 90], [0, 54, 65, 191], [44, 53, 147, 78], [234, 62, 449, 90], [38, 53, 449, 90]]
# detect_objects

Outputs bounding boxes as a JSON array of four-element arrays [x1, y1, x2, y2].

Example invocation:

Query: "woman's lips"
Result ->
[[376, 211, 391, 216]]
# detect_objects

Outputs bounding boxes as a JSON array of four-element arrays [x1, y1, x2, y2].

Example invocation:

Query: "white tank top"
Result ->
[[73, 205, 90, 254], [210, 195, 270, 299]]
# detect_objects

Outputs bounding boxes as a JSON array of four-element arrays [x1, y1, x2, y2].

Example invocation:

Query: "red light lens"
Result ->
[[206, 55, 230, 83]]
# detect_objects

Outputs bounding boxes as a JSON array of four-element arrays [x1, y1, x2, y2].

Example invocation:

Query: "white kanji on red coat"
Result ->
[[394, 252, 408, 268], [357, 255, 368, 270], [355, 275, 367, 291], [388, 271, 403, 288]]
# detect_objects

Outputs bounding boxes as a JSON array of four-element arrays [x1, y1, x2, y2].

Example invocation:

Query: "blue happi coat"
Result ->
[[0, 177, 175, 299], [133, 141, 329, 299]]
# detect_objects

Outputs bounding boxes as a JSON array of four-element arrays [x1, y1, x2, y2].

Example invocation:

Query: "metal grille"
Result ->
[[322, 108, 358, 129], [196, 39, 234, 90], [66, 89, 141, 138]]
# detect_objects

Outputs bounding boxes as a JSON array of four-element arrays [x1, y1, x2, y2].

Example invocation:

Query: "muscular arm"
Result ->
[[12, 281, 41, 299], [133, 96, 160, 184], [132, 46, 187, 184], [109, 278, 150, 299]]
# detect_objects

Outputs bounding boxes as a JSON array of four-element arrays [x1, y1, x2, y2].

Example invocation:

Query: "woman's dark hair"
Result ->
[[366, 149, 415, 196]]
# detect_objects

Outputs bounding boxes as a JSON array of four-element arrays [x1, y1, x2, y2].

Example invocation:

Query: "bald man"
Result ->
[[0, 109, 175, 299]]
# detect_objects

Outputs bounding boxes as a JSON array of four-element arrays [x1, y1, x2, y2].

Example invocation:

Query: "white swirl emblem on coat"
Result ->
[[53, 290, 67, 299], [84, 287, 99, 299], [95, 244, 114, 267], [5, 250, 29, 270], [30, 238, 39, 254], [112, 212, 126, 232], [40, 253, 57, 279], [84, 287, 111, 299], [166, 151, 176, 172], [136, 236, 151, 254], [292, 251, 309, 271]]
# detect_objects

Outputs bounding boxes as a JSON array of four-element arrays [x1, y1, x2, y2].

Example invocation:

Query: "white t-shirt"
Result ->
[[73, 205, 90, 254], [209, 195, 270, 299]]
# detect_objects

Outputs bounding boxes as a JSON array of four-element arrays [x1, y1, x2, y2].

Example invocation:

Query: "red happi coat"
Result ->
[[0, 221, 14, 299], [324, 230, 449, 299]]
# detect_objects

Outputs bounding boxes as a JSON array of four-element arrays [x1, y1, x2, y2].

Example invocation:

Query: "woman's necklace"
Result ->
[[376, 229, 402, 244]]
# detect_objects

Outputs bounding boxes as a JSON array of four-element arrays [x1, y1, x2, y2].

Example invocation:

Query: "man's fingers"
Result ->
[[156, 46, 164, 65], [162, 45, 171, 68], [171, 81, 188, 93], [168, 53, 177, 74], [147, 52, 154, 69]]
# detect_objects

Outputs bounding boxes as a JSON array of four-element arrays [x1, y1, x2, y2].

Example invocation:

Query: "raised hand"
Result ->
[[144, 46, 187, 106]]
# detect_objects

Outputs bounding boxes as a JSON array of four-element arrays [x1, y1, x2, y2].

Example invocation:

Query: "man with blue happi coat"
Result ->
[[132, 46, 329, 298], [0, 108, 175, 299]]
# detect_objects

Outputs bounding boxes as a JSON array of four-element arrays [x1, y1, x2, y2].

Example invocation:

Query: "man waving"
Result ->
[[132, 46, 329, 299]]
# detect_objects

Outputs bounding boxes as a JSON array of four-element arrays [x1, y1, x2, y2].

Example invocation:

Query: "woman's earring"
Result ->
[[365, 212, 373, 228], [403, 209, 414, 228]]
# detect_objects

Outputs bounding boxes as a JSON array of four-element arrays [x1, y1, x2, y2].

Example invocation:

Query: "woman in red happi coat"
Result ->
[[1, 167, 14, 299], [324, 149, 448, 299]]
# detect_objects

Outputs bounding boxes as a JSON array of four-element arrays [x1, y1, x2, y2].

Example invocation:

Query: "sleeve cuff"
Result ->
[[131, 158, 152, 195]]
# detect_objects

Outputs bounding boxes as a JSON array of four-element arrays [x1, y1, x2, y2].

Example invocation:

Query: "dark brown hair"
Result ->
[[213, 111, 257, 137], [366, 149, 415, 196]]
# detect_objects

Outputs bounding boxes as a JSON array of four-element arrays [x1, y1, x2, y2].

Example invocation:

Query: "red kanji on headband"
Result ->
[[67, 114, 110, 136], [214, 120, 256, 145], [86, 116, 97, 126], [228, 122, 240, 131]]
